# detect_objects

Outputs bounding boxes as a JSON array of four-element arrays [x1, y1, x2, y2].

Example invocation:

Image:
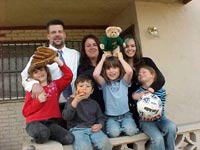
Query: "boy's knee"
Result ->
[[151, 134, 163, 145], [74, 142, 92, 150], [61, 133, 74, 145], [165, 122, 177, 136], [170, 123, 177, 132], [97, 139, 113, 150]]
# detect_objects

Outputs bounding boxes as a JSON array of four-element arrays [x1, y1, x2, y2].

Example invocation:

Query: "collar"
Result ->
[[49, 45, 66, 52]]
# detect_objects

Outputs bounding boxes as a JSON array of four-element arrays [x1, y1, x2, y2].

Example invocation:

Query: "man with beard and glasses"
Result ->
[[21, 19, 80, 127]]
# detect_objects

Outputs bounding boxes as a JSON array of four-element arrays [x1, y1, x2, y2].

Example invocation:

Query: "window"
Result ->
[[0, 41, 81, 101]]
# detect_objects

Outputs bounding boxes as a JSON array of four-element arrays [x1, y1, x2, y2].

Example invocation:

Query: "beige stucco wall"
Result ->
[[112, 0, 200, 124]]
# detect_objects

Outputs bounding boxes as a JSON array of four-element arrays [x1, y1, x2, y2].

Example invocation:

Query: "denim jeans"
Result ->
[[106, 112, 139, 138], [139, 117, 177, 150], [70, 127, 112, 150]]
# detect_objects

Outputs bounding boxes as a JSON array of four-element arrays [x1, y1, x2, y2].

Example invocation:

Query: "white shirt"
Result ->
[[21, 45, 80, 103]]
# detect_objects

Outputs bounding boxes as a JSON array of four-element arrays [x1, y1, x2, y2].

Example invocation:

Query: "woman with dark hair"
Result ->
[[122, 35, 165, 126], [77, 34, 105, 112]]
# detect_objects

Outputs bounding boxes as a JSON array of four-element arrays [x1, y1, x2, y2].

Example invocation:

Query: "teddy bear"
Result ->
[[100, 26, 126, 57]]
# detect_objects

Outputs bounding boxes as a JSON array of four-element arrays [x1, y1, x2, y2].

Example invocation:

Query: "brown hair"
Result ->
[[139, 65, 157, 81], [122, 35, 143, 68], [79, 34, 103, 70], [75, 74, 94, 89], [28, 65, 52, 84], [46, 19, 65, 33], [102, 56, 125, 84]]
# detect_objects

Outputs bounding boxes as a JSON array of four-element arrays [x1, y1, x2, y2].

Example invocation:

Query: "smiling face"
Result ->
[[138, 67, 155, 84], [102, 56, 124, 83], [105, 66, 120, 81], [47, 25, 66, 49], [85, 38, 99, 61], [32, 67, 48, 85], [124, 38, 136, 58]]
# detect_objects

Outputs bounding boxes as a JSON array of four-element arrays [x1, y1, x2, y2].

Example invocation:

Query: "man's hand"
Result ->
[[32, 83, 44, 98]]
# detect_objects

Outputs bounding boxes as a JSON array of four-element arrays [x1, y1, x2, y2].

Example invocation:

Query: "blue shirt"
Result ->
[[101, 78, 130, 116]]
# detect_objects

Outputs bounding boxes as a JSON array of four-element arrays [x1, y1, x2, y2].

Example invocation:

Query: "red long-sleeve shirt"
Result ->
[[22, 64, 73, 123]]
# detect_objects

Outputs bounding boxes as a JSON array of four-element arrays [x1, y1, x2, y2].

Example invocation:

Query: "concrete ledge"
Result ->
[[22, 121, 200, 150], [22, 140, 64, 150], [177, 121, 200, 133], [109, 132, 148, 146], [63, 132, 148, 150], [22, 133, 148, 150]]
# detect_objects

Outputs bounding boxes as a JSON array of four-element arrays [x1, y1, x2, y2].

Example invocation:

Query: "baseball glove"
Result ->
[[31, 46, 58, 66]]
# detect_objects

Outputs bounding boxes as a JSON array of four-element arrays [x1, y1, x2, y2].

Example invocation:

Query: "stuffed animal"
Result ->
[[100, 26, 126, 56]]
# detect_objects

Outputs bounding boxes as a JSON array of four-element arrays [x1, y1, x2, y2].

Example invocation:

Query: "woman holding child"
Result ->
[[122, 35, 166, 126], [77, 34, 105, 112], [122, 35, 177, 150]]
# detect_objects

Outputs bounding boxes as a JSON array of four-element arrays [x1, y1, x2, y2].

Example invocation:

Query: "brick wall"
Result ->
[[0, 29, 105, 41], [0, 101, 29, 150]]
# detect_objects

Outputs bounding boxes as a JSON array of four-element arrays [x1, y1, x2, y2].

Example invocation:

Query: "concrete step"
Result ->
[[22, 140, 64, 150]]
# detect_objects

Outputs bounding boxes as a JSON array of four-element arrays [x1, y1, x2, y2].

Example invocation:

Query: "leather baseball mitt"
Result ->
[[31, 46, 58, 66]]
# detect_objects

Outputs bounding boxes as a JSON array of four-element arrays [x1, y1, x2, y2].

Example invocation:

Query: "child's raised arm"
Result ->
[[117, 52, 133, 84], [93, 53, 108, 85], [53, 56, 64, 66]]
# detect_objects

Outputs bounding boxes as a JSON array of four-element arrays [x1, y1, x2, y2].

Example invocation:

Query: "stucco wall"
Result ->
[[135, 0, 200, 124], [111, 0, 200, 124]]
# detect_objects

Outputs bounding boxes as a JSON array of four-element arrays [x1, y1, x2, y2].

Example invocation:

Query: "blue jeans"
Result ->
[[106, 112, 139, 138], [139, 117, 177, 150], [70, 127, 112, 150]]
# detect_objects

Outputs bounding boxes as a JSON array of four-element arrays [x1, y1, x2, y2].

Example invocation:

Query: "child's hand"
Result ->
[[132, 90, 149, 100], [53, 56, 59, 62], [32, 83, 44, 98], [73, 94, 85, 103], [151, 114, 162, 121], [117, 52, 123, 60], [91, 124, 102, 132], [141, 113, 162, 121], [38, 92, 47, 103], [53, 56, 64, 66], [71, 91, 87, 106], [102, 53, 111, 60]]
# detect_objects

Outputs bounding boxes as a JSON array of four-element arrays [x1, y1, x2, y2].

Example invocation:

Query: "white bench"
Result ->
[[63, 132, 149, 150], [22, 132, 149, 150], [22, 122, 200, 150], [22, 140, 63, 150]]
